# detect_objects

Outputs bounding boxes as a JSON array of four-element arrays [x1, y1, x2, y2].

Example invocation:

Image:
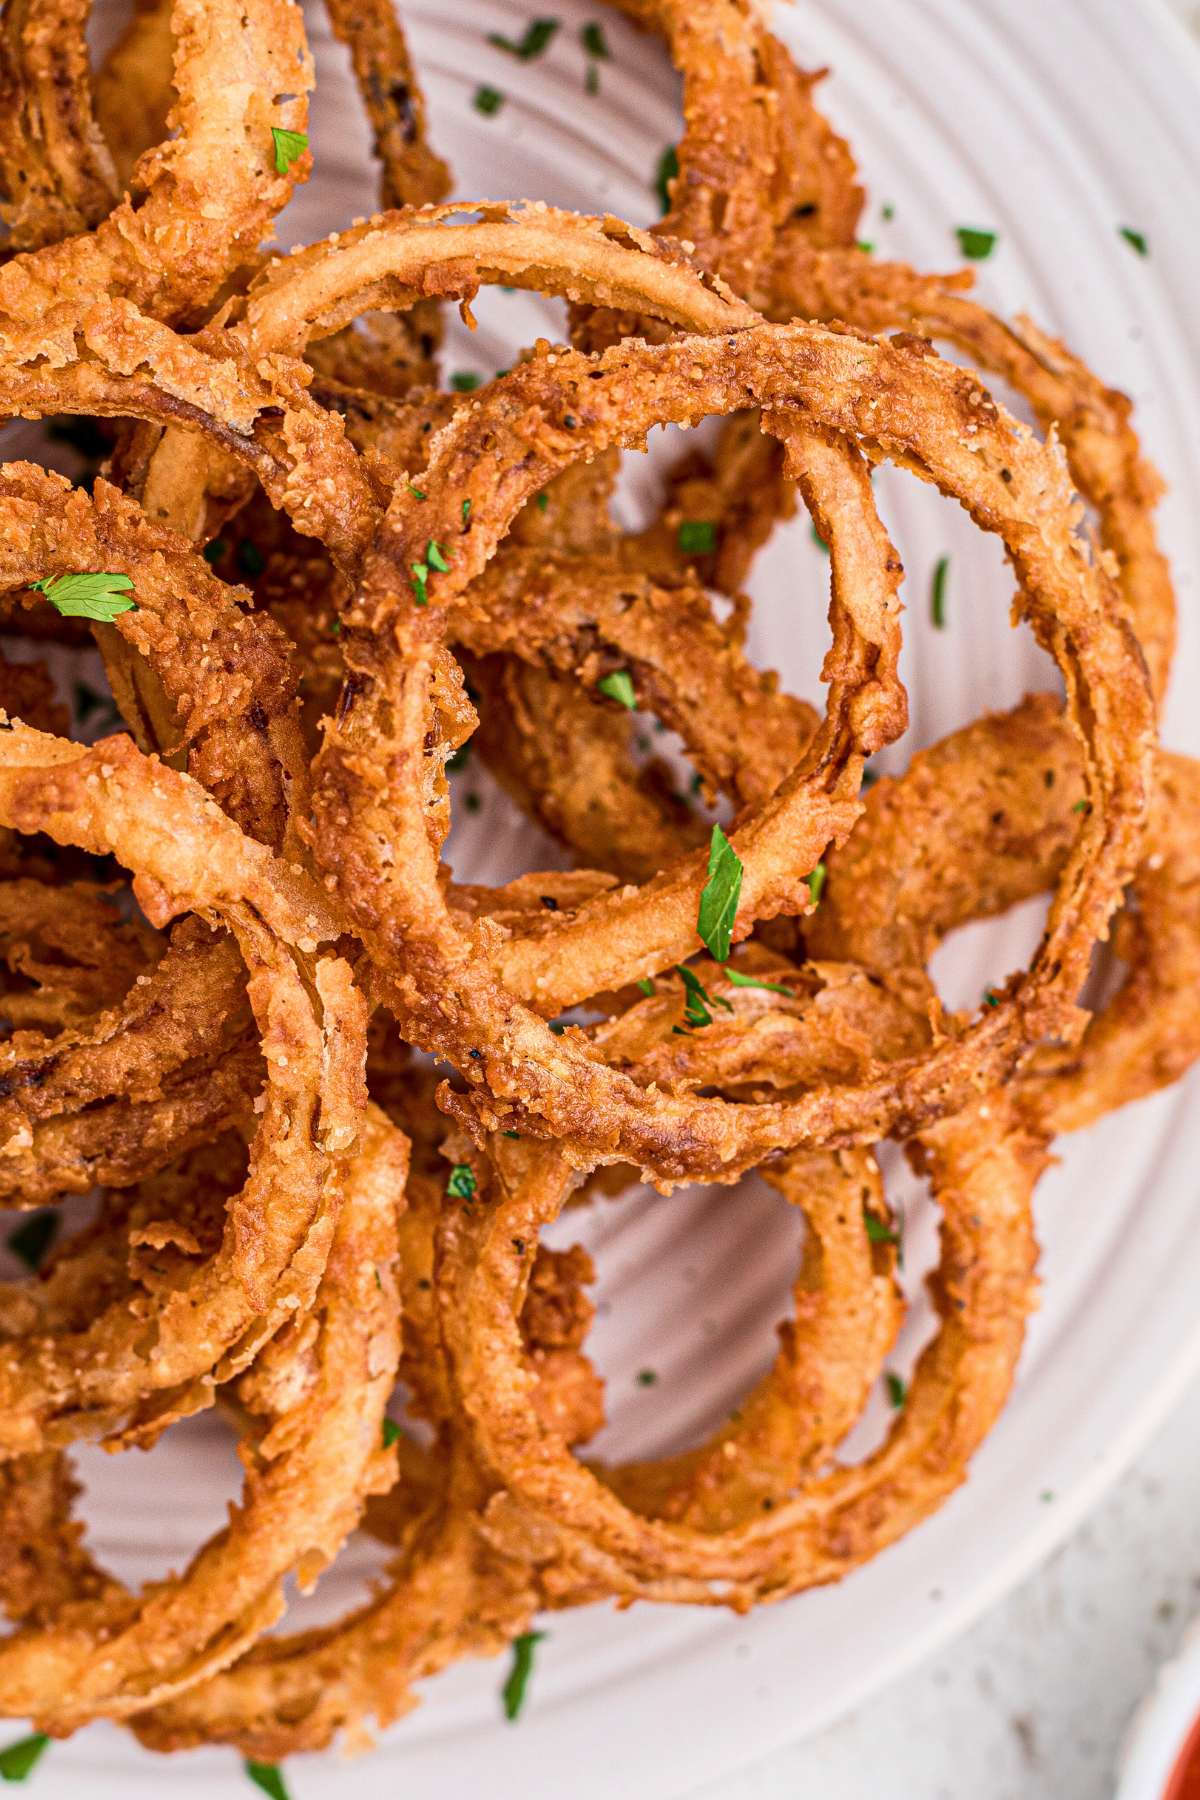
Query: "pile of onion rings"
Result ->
[[0, 0, 1193, 1783]]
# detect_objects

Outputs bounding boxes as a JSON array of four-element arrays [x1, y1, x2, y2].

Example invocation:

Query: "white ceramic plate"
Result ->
[[8, 0, 1200, 1795]]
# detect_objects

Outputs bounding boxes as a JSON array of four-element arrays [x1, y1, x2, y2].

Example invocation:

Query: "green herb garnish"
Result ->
[[856, 239, 875, 254], [864, 1214, 900, 1248], [597, 669, 637, 710], [1119, 226, 1148, 257], [488, 17, 559, 59], [807, 861, 827, 907], [270, 128, 308, 176], [636, 978, 655, 997], [931, 555, 949, 629], [244, 1763, 290, 1800], [407, 483, 426, 500], [677, 519, 716, 555], [447, 1163, 477, 1200], [636, 1368, 657, 1387], [810, 520, 829, 554], [410, 561, 429, 606], [674, 963, 733, 1031], [581, 21, 609, 57], [451, 371, 481, 392], [955, 226, 997, 260], [0, 1735, 49, 1783], [6, 1211, 58, 1271], [202, 538, 228, 564], [655, 144, 678, 213], [426, 539, 451, 572], [535, 490, 549, 512], [502, 1630, 546, 1721], [30, 571, 135, 621], [697, 823, 743, 963], [885, 1371, 906, 1409], [725, 967, 794, 998], [882, 202, 895, 222], [382, 1418, 401, 1448], [473, 84, 504, 116], [462, 498, 472, 525]]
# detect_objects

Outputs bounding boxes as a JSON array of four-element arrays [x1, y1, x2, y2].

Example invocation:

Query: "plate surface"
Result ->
[[9, 0, 1200, 1795]]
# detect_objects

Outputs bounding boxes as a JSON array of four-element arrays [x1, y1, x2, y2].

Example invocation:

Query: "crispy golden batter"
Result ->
[[0, 0, 1192, 1769]]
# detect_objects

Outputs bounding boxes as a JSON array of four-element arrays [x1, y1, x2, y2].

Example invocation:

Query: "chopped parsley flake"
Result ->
[[697, 823, 743, 963], [473, 84, 504, 116], [856, 239, 875, 254], [655, 144, 678, 213], [6, 1210, 58, 1271], [882, 202, 895, 221], [244, 1763, 290, 1800], [885, 1371, 907, 1409], [581, 21, 609, 57], [585, 60, 599, 93], [382, 1418, 401, 1448], [462, 498, 472, 524], [410, 561, 429, 606], [488, 17, 559, 59], [674, 963, 733, 1031], [270, 128, 308, 176], [451, 371, 481, 392], [636, 1368, 658, 1387], [677, 519, 716, 555], [0, 1734, 50, 1782], [597, 669, 637, 710], [408, 483, 426, 500], [725, 967, 794, 998], [535, 490, 549, 512], [931, 555, 950, 629], [983, 988, 1000, 1008], [955, 226, 997, 261], [447, 1163, 477, 1200], [864, 1213, 900, 1248], [1119, 226, 1148, 257], [426, 539, 452, 573], [502, 1630, 547, 1721], [30, 571, 135, 621], [807, 861, 827, 907], [636, 977, 655, 997]]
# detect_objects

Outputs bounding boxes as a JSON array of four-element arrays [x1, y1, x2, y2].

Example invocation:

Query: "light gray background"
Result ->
[[695, 1387, 1200, 1799]]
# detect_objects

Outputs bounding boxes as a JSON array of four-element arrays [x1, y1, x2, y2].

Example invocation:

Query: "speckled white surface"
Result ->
[[695, 1385, 1200, 1799], [694, 9, 1200, 1792]]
